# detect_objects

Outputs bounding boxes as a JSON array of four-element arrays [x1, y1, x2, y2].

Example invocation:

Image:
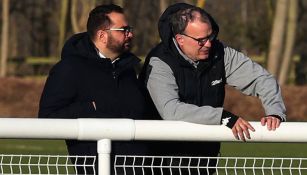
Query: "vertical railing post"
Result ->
[[97, 139, 111, 175]]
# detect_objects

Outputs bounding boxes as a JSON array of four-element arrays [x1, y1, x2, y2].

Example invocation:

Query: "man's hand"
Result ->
[[261, 116, 281, 131], [232, 117, 255, 142]]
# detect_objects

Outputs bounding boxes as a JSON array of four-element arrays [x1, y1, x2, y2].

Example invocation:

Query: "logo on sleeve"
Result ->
[[211, 78, 223, 86], [222, 117, 231, 126]]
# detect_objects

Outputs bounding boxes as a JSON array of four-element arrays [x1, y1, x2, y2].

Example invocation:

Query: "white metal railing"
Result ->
[[0, 154, 96, 174], [1, 118, 307, 142], [0, 118, 307, 175], [114, 155, 307, 175]]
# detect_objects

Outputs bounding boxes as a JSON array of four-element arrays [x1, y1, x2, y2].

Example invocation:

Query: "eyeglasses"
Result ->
[[181, 32, 216, 46], [105, 26, 133, 36]]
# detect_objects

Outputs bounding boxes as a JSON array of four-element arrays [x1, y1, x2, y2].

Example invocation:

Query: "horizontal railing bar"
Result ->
[[0, 118, 306, 142]]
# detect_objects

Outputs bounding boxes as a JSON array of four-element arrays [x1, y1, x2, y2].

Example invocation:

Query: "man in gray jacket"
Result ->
[[140, 2, 286, 165]]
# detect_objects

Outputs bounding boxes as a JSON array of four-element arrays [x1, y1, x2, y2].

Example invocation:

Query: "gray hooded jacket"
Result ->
[[143, 3, 286, 126]]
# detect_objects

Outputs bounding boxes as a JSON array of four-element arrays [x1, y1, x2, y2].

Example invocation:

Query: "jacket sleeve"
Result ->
[[224, 46, 286, 121], [38, 61, 95, 118], [146, 57, 224, 125]]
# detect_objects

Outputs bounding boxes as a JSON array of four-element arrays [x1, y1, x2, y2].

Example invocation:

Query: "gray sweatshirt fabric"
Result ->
[[145, 42, 286, 125]]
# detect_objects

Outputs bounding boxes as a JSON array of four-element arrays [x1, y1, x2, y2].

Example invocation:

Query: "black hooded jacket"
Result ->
[[39, 32, 147, 119], [39, 32, 150, 157], [139, 3, 226, 157]]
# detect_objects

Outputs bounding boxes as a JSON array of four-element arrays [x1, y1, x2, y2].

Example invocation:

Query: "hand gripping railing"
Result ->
[[0, 118, 307, 175]]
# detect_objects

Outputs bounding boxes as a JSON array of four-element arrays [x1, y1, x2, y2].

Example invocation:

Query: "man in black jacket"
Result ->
[[39, 4, 149, 174]]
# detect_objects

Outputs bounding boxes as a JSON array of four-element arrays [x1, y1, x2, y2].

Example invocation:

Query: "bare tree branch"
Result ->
[[267, 0, 288, 76], [1, 0, 10, 77], [279, 0, 298, 85]]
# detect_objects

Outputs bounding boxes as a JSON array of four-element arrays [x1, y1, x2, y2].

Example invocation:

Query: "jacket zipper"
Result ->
[[112, 63, 116, 79]]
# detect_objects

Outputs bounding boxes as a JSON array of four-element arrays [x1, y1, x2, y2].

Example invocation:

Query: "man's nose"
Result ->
[[203, 39, 212, 47], [126, 31, 133, 38]]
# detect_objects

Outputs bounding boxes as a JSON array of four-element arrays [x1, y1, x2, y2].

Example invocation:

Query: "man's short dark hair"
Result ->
[[87, 4, 124, 39], [170, 7, 212, 35]]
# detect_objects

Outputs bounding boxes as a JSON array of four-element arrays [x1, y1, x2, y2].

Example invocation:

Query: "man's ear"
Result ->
[[97, 30, 107, 43], [175, 34, 184, 46]]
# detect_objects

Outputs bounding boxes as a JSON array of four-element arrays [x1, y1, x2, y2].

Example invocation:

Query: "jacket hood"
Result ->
[[158, 3, 219, 49], [61, 32, 98, 60]]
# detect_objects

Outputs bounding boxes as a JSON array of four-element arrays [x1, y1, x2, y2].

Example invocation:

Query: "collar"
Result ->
[[95, 47, 120, 64], [172, 38, 199, 68]]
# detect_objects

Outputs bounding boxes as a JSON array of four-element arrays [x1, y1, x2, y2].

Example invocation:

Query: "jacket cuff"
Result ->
[[221, 110, 239, 129], [268, 115, 284, 122]]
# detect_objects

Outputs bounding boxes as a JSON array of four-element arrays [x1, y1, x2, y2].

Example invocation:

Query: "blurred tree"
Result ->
[[0, 0, 9, 77], [295, 0, 307, 85], [181, 0, 195, 4], [206, 0, 242, 50], [266, 0, 274, 22], [125, 0, 161, 56], [58, 0, 69, 55], [279, 0, 298, 85], [1, 0, 306, 79], [267, 0, 288, 76], [71, 0, 96, 33], [113, 0, 124, 7], [239, 0, 248, 54], [8, 1, 57, 58], [244, 1, 273, 54], [160, 0, 168, 14], [196, 0, 206, 8]]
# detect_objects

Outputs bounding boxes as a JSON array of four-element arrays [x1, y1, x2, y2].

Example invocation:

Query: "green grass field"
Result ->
[[221, 142, 307, 157], [0, 139, 67, 154], [1, 139, 307, 157]]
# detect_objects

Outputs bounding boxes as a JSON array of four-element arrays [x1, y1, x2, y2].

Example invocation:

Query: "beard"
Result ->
[[106, 34, 132, 54]]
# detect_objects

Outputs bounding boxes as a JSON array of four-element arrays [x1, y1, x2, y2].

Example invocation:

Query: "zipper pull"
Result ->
[[112, 71, 116, 79]]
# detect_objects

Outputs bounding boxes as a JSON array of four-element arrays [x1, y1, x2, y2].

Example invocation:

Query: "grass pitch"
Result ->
[[1, 139, 307, 157]]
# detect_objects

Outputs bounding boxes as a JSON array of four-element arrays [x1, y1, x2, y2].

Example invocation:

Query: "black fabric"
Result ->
[[142, 41, 226, 158], [38, 32, 152, 163], [157, 41, 226, 108], [39, 32, 148, 120], [139, 3, 228, 159], [222, 110, 239, 128]]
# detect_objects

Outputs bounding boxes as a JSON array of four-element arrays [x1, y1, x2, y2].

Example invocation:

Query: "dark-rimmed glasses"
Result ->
[[181, 32, 216, 46], [105, 26, 133, 36]]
